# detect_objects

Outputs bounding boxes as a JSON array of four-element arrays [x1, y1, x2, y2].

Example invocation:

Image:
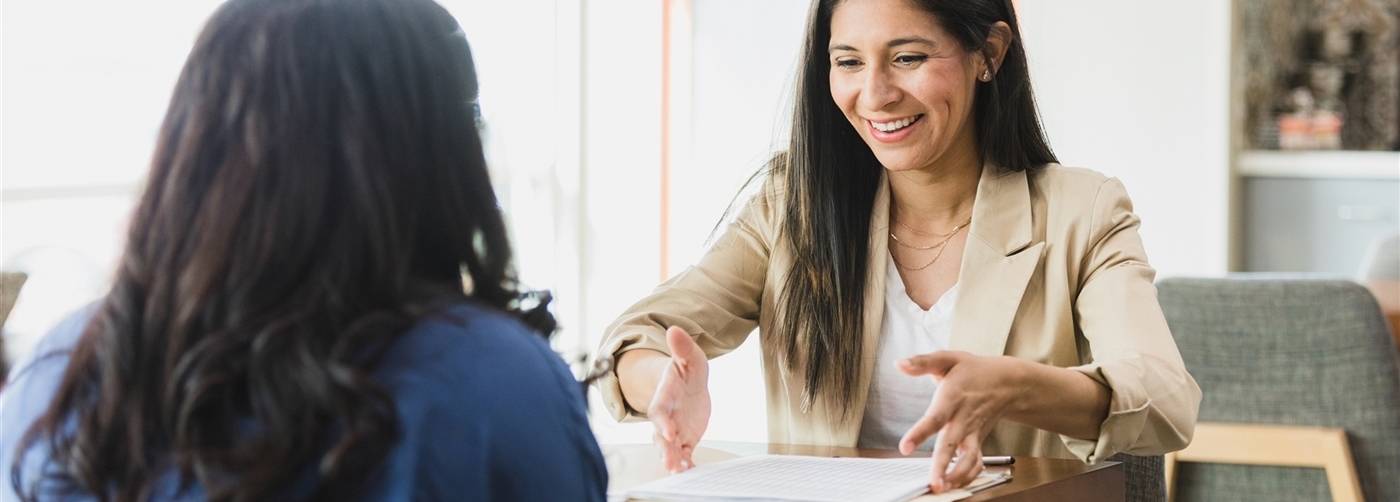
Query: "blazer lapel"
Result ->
[[949, 163, 1044, 357]]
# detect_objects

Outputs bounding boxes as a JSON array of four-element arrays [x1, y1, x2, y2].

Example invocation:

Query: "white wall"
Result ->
[[578, 0, 811, 445], [1016, 1, 1234, 278], [578, 0, 668, 443], [675, 0, 812, 444]]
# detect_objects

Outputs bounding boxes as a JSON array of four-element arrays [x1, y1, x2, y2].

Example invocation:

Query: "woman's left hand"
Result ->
[[897, 351, 1024, 494]]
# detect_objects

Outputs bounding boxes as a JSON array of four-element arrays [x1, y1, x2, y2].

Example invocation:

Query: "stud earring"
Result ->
[[981, 69, 992, 82]]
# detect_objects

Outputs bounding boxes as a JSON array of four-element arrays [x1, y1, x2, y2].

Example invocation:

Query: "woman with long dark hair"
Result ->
[[0, 0, 606, 500], [596, 0, 1200, 494]]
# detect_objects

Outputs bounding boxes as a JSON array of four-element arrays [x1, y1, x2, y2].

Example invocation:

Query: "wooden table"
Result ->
[[604, 441, 1124, 502]]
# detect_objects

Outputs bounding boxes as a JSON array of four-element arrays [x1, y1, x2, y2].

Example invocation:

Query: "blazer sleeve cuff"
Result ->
[[1060, 362, 1152, 463], [593, 329, 670, 423]]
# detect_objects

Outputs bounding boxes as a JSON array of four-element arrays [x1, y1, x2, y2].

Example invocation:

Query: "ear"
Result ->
[[980, 21, 1013, 76]]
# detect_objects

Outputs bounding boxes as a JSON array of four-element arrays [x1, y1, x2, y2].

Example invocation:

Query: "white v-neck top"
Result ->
[[856, 253, 958, 451]]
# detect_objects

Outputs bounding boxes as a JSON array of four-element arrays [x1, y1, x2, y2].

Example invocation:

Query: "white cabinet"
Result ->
[[1239, 151, 1399, 276]]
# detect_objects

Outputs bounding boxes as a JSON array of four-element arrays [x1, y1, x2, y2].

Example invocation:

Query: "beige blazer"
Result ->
[[594, 163, 1201, 463]]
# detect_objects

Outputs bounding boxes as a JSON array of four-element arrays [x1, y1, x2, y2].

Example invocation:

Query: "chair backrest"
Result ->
[[1158, 277, 1400, 502], [1108, 453, 1164, 502]]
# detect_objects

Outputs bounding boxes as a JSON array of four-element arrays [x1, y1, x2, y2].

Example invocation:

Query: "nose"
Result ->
[[858, 65, 901, 112]]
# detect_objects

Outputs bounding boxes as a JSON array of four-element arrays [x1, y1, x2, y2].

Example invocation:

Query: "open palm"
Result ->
[[648, 326, 712, 474]]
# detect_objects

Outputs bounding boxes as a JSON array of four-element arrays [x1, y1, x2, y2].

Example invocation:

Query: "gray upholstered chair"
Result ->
[[1158, 277, 1400, 502], [1108, 452, 1164, 502]]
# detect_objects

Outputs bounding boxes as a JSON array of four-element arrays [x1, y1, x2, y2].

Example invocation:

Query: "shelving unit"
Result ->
[[1237, 150, 1400, 180]]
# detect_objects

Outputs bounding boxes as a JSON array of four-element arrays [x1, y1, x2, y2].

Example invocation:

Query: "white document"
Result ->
[[613, 454, 1010, 502]]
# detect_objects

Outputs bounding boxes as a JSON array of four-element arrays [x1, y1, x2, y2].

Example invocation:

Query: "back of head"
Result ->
[[15, 0, 544, 500]]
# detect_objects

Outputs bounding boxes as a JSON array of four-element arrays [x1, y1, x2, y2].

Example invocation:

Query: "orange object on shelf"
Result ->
[[1278, 114, 1314, 150]]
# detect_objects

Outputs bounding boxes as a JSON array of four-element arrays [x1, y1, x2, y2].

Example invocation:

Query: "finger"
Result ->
[[897, 351, 962, 378], [899, 407, 950, 456], [678, 442, 696, 471], [653, 431, 684, 474], [944, 434, 984, 490], [928, 424, 969, 493]]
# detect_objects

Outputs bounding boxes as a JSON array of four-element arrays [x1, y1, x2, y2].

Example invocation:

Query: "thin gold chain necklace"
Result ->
[[889, 217, 971, 270], [889, 217, 972, 250], [896, 215, 971, 238]]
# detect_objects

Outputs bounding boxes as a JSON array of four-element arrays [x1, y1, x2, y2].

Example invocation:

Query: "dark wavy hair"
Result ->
[[12, 0, 553, 500], [773, 0, 1056, 417]]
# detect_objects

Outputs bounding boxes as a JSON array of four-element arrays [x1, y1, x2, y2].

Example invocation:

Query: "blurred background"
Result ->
[[2, 0, 1397, 446]]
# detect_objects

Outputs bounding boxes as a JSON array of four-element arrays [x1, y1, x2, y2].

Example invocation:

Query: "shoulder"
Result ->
[[1, 302, 99, 407], [370, 301, 606, 499], [375, 301, 590, 439], [741, 169, 788, 225], [375, 301, 576, 403], [708, 166, 788, 253], [1029, 164, 1124, 197], [0, 303, 100, 495], [1029, 163, 1135, 215]]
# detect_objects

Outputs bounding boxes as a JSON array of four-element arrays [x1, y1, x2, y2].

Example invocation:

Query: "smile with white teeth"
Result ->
[[871, 114, 923, 133]]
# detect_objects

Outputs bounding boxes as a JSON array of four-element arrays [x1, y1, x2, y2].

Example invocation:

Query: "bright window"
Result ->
[[1, 0, 585, 366]]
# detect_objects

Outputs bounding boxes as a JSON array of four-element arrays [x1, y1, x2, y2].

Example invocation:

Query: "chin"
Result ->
[[868, 152, 925, 172]]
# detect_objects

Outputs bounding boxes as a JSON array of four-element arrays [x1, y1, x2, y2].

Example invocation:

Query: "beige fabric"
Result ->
[[0, 272, 27, 331], [594, 163, 1201, 463]]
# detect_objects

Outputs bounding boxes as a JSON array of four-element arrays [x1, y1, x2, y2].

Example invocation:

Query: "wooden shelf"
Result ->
[[1237, 151, 1400, 180]]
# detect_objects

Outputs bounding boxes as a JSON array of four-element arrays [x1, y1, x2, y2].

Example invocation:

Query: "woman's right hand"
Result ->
[[649, 326, 712, 474]]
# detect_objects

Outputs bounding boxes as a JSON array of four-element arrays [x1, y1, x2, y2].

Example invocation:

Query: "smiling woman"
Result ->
[[596, 0, 1200, 496]]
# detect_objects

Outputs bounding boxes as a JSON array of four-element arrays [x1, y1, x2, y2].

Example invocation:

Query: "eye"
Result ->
[[893, 54, 928, 67], [833, 57, 863, 70]]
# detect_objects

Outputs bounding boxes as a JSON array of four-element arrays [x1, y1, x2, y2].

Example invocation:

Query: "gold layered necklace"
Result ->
[[889, 216, 971, 270]]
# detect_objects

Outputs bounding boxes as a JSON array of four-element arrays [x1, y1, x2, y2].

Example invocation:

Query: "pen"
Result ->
[[948, 455, 1016, 466], [982, 456, 1015, 466]]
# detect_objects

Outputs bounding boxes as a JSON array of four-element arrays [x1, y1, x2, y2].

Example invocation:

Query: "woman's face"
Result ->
[[828, 0, 985, 174]]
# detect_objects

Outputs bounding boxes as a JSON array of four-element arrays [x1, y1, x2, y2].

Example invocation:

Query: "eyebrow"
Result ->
[[829, 36, 938, 53]]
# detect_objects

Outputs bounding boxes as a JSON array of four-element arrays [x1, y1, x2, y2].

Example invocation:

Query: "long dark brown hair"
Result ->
[[774, 0, 1055, 417], [12, 0, 552, 500]]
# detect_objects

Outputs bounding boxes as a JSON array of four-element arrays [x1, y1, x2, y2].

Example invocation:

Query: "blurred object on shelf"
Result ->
[[1279, 87, 1334, 150], [1277, 86, 1345, 150], [1240, 0, 1398, 152], [1312, 109, 1345, 150]]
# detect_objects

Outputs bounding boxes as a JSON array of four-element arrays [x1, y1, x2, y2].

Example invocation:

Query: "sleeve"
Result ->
[[592, 182, 782, 422], [1060, 177, 1203, 463]]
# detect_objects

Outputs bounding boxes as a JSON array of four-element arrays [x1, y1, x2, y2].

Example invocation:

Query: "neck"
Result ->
[[887, 152, 981, 229]]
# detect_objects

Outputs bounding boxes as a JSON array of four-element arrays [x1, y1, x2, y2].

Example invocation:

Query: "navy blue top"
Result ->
[[0, 302, 607, 501]]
